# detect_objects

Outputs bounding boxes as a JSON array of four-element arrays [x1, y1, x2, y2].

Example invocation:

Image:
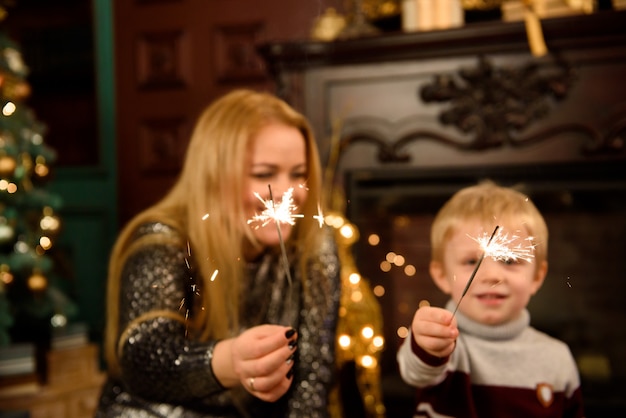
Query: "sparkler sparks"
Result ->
[[452, 225, 537, 318], [247, 187, 303, 229], [469, 227, 536, 264], [245, 185, 325, 327], [246, 185, 299, 290]]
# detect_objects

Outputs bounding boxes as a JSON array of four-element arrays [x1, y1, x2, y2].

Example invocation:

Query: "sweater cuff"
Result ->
[[410, 333, 450, 367], [206, 340, 226, 391]]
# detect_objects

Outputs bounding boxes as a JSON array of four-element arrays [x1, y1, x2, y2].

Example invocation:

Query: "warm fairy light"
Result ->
[[373, 285, 385, 297], [361, 326, 374, 339], [35, 162, 49, 177], [50, 313, 67, 328], [2, 102, 16, 116], [247, 187, 303, 228], [338, 334, 351, 348], [339, 224, 354, 239], [386, 252, 396, 263], [349, 273, 361, 284], [0, 180, 7, 190], [397, 326, 409, 338], [368, 234, 380, 246], [393, 254, 405, 266], [202, 213, 209, 220], [360, 355, 376, 368], [372, 336, 384, 348], [7, 183, 17, 193], [28, 272, 47, 291], [404, 265, 416, 276], [325, 213, 344, 228], [379, 260, 391, 272], [351, 290, 363, 302], [470, 226, 536, 264], [39, 236, 52, 250], [0, 269, 13, 284], [40, 214, 60, 231]]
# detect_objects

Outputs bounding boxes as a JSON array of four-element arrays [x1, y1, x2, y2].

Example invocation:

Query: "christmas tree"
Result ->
[[0, 6, 75, 347]]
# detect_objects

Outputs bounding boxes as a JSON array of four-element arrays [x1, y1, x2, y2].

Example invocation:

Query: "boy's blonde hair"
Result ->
[[430, 180, 548, 265]]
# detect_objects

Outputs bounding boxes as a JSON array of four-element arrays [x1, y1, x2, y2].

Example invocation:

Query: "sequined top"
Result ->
[[96, 222, 341, 418]]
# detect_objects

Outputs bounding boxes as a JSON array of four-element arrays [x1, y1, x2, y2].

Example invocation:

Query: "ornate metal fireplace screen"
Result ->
[[335, 56, 625, 162]]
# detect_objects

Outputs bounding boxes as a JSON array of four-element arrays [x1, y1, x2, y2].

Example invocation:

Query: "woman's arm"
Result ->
[[115, 240, 225, 403]]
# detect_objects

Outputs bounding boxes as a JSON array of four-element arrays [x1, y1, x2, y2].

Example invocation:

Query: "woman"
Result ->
[[96, 89, 341, 417]]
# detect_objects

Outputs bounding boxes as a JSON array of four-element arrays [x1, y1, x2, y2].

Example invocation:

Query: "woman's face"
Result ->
[[243, 122, 308, 255]]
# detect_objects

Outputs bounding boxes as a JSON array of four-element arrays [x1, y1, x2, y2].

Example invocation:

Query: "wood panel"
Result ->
[[113, 0, 345, 225]]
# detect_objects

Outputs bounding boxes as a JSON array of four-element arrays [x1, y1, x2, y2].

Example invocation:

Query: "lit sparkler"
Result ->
[[247, 185, 301, 289], [246, 185, 325, 326], [452, 225, 537, 317], [452, 226, 499, 318], [247, 187, 303, 229], [469, 226, 536, 264]]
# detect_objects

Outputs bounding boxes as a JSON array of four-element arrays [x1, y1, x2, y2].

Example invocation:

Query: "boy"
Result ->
[[397, 181, 584, 418]]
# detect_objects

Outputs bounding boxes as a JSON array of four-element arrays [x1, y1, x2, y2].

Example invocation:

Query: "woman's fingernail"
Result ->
[[288, 341, 297, 350], [285, 328, 296, 339], [286, 367, 294, 379], [286, 354, 295, 365]]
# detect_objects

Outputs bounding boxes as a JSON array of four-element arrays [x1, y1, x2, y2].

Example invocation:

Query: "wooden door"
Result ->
[[113, 0, 344, 225]]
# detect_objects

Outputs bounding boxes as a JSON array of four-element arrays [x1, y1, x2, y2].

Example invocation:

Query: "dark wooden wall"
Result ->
[[113, 0, 345, 225]]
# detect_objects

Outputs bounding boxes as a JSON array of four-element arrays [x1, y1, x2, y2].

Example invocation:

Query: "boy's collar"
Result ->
[[446, 299, 530, 340]]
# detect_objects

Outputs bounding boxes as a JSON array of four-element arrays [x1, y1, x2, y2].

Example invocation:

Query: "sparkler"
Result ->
[[452, 225, 499, 318], [451, 225, 537, 318], [247, 185, 301, 288], [247, 185, 326, 325], [247, 187, 303, 229], [269, 185, 294, 289], [468, 226, 536, 264]]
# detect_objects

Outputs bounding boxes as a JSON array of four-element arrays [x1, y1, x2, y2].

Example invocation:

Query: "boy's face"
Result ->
[[430, 220, 547, 326]]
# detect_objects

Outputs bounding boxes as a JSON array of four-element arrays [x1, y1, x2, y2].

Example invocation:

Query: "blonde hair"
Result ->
[[104, 89, 324, 376], [430, 180, 548, 265]]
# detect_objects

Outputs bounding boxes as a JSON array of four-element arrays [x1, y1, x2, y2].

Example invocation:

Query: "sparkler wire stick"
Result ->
[[452, 225, 500, 318], [268, 185, 293, 288]]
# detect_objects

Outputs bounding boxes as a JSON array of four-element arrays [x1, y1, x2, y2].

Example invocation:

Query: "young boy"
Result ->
[[397, 181, 584, 418]]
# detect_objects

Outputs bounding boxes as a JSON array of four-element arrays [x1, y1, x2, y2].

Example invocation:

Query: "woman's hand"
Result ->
[[213, 324, 297, 402], [411, 306, 458, 358]]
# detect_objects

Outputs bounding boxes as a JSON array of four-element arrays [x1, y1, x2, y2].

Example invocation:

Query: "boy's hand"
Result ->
[[411, 306, 458, 358]]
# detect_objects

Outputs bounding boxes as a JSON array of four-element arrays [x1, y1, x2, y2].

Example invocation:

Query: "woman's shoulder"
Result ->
[[124, 221, 187, 254], [132, 221, 181, 240]]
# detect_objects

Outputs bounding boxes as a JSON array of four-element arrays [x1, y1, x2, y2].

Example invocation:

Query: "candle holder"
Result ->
[[338, 0, 381, 39]]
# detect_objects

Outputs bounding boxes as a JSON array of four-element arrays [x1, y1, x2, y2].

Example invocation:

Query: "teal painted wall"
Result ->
[[48, 0, 116, 348]]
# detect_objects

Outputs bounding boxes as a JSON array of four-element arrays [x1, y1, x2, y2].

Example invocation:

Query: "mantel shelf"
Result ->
[[258, 10, 626, 71]]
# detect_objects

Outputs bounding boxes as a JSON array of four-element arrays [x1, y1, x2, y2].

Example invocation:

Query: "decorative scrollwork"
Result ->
[[420, 55, 575, 150]]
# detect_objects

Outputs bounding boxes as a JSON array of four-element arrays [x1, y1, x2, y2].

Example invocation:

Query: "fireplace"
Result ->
[[344, 160, 626, 416], [258, 10, 626, 416]]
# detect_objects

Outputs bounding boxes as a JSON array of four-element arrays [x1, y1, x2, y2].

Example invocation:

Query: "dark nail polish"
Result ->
[[288, 341, 297, 350], [285, 328, 296, 339], [286, 367, 294, 379], [286, 354, 295, 365]]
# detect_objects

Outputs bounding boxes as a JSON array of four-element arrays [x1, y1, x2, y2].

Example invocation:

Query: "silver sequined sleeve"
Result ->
[[114, 225, 226, 404]]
